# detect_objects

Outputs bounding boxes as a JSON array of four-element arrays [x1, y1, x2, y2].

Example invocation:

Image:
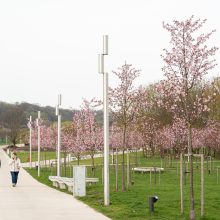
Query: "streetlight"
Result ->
[[98, 35, 109, 206], [28, 115, 32, 168], [56, 94, 62, 177], [37, 111, 41, 177]]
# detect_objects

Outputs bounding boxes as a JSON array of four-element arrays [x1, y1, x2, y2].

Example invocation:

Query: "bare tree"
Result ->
[[3, 105, 24, 146]]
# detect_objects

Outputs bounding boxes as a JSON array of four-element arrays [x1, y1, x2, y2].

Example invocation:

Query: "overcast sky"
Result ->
[[0, 0, 219, 109]]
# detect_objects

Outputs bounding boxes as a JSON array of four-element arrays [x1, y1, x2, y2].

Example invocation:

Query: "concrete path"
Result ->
[[21, 153, 105, 168], [21, 149, 140, 168], [0, 147, 110, 220]]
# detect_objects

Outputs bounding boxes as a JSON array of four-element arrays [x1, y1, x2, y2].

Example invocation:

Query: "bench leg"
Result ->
[[59, 183, 66, 189], [53, 182, 59, 187], [68, 186, 73, 192]]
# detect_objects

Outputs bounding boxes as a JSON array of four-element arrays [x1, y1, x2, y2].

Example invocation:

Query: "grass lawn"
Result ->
[[17, 151, 65, 163], [25, 153, 220, 220]]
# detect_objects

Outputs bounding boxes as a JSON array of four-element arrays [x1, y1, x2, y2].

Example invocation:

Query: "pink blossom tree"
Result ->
[[159, 16, 218, 219], [61, 123, 75, 176], [198, 120, 220, 155], [156, 117, 187, 165], [74, 99, 103, 175], [71, 114, 87, 165], [109, 62, 140, 191], [109, 124, 123, 191], [135, 85, 171, 157], [31, 119, 38, 148]]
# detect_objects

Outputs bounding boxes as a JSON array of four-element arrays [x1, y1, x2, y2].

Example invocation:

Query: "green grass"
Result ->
[[0, 140, 10, 145], [17, 151, 66, 163], [25, 153, 220, 220]]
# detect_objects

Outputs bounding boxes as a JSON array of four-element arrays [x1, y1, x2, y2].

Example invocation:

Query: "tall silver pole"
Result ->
[[98, 35, 109, 206], [103, 71, 109, 206], [37, 111, 41, 177], [29, 116, 32, 168], [57, 114, 61, 176], [56, 94, 62, 177]]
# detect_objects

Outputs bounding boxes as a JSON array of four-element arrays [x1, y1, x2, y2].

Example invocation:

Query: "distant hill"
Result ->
[[0, 101, 76, 128], [0, 101, 104, 129]]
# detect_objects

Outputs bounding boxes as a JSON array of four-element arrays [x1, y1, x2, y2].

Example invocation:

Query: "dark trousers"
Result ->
[[10, 171, 19, 184]]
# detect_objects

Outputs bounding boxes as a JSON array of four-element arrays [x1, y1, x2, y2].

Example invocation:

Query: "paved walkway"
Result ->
[[21, 153, 105, 168], [0, 147, 109, 220], [21, 149, 140, 168]]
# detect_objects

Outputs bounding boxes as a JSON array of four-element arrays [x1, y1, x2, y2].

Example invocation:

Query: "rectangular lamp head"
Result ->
[[58, 94, 62, 105], [56, 105, 59, 116], [103, 35, 108, 55], [98, 54, 104, 73]]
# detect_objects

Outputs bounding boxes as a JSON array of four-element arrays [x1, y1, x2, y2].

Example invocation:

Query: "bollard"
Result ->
[[149, 196, 158, 213]]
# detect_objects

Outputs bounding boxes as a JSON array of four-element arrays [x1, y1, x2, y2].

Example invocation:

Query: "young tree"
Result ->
[[109, 62, 140, 191], [159, 16, 218, 219], [157, 117, 188, 161], [109, 124, 123, 191], [71, 114, 86, 165], [74, 99, 103, 175], [135, 85, 171, 157], [61, 124, 75, 176], [209, 77, 220, 121]]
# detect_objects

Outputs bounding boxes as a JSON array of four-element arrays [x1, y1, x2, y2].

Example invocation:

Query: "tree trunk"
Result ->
[[112, 149, 114, 164], [12, 138, 16, 146], [91, 152, 95, 177], [64, 151, 67, 177], [77, 156, 80, 165], [44, 152, 47, 169], [115, 148, 118, 191], [122, 125, 127, 191], [188, 123, 195, 220], [135, 148, 138, 166]]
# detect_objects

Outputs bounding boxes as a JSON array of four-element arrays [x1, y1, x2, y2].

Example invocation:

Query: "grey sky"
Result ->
[[0, 0, 219, 109]]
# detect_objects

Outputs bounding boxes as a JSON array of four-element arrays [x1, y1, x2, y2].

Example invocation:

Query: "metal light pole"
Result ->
[[56, 94, 62, 177], [98, 35, 109, 206], [37, 111, 41, 177], [29, 116, 32, 168]]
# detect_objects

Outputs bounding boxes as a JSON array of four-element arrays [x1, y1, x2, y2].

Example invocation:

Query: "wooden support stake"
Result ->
[[180, 153, 184, 215], [217, 167, 219, 184], [201, 154, 204, 217], [159, 170, 161, 185]]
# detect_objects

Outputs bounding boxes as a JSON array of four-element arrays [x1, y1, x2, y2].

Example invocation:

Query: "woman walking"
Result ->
[[9, 152, 21, 187]]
